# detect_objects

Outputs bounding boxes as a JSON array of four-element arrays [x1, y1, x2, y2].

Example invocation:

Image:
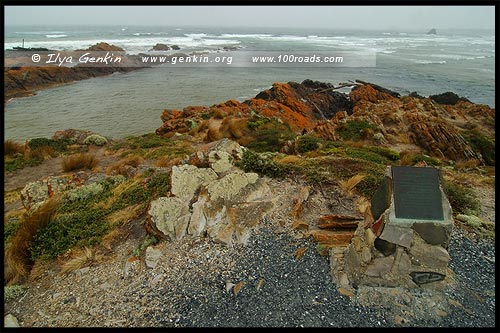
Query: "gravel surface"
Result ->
[[5, 217, 495, 328]]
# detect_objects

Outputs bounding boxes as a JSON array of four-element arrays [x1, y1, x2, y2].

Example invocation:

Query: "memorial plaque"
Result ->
[[371, 176, 392, 221], [392, 166, 443, 220]]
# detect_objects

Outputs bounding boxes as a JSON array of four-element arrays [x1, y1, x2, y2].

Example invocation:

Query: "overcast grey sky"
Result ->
[[4, 6, 495, 30]]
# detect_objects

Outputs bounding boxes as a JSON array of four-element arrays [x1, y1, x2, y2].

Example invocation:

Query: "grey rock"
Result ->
[[4, 314, 20, 327], [145, 246, 162, 269], [412, 222, 451, 245], [365, 256, 394, 277]]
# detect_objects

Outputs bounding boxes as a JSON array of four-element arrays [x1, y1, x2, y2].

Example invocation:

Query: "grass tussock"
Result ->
[[59, 247, 98, 274], [443, 179, 480, 215], [155, 156, 181, 168], [5, 140, 25, 156], [338, 174, 366, 197], [455, 159, 480, 171], [105, 204, 143, 228], [4, 198, 59, 285], [106, 155, 144, 176], [62, 153, 98, 172]]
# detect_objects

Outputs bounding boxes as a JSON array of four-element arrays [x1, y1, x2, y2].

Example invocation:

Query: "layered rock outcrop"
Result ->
[[146, 139, 273, 246], [155, 80, 354, 138], [155, 80, 494, 165]]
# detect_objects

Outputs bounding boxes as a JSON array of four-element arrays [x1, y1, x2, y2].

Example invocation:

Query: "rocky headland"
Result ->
[[3, 79, 495, 328]]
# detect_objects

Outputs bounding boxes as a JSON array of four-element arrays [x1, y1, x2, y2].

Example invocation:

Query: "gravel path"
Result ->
[[5, 214, 495, 328]]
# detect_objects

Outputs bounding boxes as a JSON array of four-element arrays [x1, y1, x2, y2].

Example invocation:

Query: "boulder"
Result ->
[[429, 92, 470, 105], [152, 43, 170, 51], [86, 42, 124, 52]]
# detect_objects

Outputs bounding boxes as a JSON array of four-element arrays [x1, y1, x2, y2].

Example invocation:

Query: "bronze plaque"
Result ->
[[392, 166, 443, 220]]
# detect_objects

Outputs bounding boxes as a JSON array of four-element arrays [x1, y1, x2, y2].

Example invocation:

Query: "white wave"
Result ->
[[428, 54, 479, 60], [4, 36, 241, 54], [15, 31, 65, 35], [414, 60, 447, 64], [46, 34, 68, 38], [184, 33, 212, 39], [220, 33, 273, 38], [133, 32, 152, 36]]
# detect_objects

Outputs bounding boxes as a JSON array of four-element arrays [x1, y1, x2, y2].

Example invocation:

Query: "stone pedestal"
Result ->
[[331, 166, 454, 289]]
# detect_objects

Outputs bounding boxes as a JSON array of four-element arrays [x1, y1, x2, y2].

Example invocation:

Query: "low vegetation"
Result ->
[[443, 179, 480, 215], [4, 166, 172, 285], [5, 137, 74, 172], [61, 153, 98, 172], [4, 122, 495, 288]]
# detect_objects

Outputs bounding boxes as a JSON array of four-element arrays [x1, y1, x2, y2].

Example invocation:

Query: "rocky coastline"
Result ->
[[3, 78, 495, 328]]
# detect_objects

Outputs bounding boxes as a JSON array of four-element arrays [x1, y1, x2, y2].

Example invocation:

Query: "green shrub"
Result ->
[[337, 120, 377, 141], [412, 154, 441, 166], [296, 135, 322, 154], [28, 137, 70, 152], [83, 134, 108, 146], [356, 172, 386, 198], [236, 149, 289, 178], [443, 180, 480, 215], [464, 130, 495, 166], [132, 133, 166, 148], [30, 209, 108, 260], [346, 147, 388, 164], [4, 285, 27, 302], [246, 120, 295, 153], [366, 146, 400, 161], [112, 171, 171, 211], [247, 117, 270, 130], [4, 219, 22, 245]]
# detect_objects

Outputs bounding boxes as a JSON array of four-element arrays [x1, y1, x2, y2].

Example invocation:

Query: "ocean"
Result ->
[[4, 25, 495, 142]]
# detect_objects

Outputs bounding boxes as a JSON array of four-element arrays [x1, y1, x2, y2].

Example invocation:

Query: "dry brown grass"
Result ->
[[155, 156, 181, 168], [206, 119, 223, 142], [59, 247, 97, 274], [399, 150, 416, 166], [4, 188, 22, 204], [219, 117, 249, 139], [5, 198, 59, 285], [61, 153, 98, 172], [95, 179, 139, 210], [276, 154, 304, 166], [455, 159, 480, 171], [106, 204, 143, 228], [101, 228, 126, 251], [338, 174, 366, 198], [4, 140, 25, 156], [30, 145, 58, 160], [213, 109, 227, 119], [106, 155, 144, 176]]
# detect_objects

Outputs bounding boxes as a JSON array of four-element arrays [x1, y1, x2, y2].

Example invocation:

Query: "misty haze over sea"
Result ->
[[4, 25, 495, 142]]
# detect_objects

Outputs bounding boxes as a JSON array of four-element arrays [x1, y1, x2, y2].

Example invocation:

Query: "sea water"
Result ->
[[4, 25, 495, 142]]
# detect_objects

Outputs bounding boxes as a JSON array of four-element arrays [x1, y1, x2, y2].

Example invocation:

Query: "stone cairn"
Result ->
[[331, 166, 454, 291]]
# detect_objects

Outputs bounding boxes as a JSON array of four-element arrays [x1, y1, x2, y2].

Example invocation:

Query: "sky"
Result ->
[[3, 6, 495, 30]]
